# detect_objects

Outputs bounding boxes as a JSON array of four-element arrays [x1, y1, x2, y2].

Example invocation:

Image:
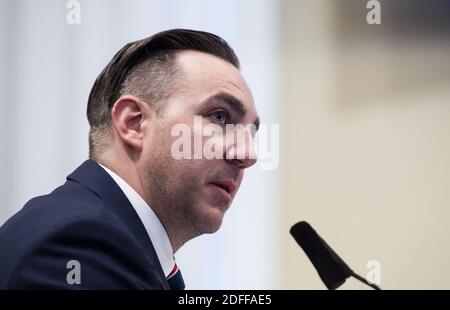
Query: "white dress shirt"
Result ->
[[98, 163, 175, 278]]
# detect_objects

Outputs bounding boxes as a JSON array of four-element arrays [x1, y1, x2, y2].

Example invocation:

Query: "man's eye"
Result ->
[[209, 110, 229, 124]]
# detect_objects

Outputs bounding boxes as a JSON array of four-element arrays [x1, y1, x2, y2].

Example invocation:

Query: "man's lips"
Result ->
[[209, 180, 237, 197]]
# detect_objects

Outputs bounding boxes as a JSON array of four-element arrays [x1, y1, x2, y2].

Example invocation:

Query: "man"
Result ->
[[0, 29, 259, 289]]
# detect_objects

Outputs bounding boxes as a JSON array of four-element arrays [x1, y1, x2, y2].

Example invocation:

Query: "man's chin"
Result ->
[[195, 205, 226, 234], [203, 223, 222, 234]]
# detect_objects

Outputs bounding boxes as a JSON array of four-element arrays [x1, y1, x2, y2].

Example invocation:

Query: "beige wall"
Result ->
[[280, 0, 450, 289]]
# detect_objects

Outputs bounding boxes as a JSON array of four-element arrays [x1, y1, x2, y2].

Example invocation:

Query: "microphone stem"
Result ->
[[351, 272, 381, 290]]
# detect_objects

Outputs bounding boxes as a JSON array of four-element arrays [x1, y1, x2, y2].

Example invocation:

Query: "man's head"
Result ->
[[87, 29, 259, 250]]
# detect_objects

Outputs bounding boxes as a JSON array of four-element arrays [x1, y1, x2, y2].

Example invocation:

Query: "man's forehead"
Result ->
[[176, 51, 248, 92], [175, 50, 256, 112]]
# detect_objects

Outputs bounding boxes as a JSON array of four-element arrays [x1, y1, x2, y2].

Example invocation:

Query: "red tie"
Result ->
[[167, 263, 185, 290]]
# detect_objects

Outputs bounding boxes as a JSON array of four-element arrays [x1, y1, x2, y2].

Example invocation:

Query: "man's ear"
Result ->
[[111, 95, 152, 152]]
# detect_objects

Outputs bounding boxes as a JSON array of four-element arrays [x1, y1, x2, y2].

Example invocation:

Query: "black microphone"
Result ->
[[290, 221, 381, 290]]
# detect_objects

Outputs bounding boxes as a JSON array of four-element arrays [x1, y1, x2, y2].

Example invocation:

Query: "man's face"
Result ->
[[143, 50, 258, 237]]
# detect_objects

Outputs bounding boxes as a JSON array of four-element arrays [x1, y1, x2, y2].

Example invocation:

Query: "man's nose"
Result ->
[[224, 129, 257, 169]]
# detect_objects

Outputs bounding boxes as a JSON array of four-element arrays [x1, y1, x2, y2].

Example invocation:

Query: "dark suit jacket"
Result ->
[[0, 160, 171, 289]]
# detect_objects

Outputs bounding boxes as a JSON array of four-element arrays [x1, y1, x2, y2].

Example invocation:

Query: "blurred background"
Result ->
[[0, 0, 449, 289]]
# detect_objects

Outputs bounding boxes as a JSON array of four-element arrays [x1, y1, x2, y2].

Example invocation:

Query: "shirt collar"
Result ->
[[98, 163, 175, 277]]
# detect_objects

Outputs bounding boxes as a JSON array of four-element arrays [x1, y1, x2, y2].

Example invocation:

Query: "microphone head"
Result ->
[[290, 221, 354, 290]]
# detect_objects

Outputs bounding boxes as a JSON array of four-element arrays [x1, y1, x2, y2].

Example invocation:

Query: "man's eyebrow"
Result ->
[[207, 92, 260, 130]]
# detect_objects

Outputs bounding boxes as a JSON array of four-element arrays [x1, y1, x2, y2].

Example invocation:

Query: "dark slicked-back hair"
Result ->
[[87, 29, 240, 159]]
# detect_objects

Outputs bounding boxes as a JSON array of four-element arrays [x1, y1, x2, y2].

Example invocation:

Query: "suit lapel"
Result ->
[[67, 159, 170, 289]]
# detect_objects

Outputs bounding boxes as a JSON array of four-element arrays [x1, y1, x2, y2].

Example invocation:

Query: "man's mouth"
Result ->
[[210, 180, 236, 197]]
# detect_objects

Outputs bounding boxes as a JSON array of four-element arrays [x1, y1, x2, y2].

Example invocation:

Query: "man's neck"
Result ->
[[95, 155, 199, 254]]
